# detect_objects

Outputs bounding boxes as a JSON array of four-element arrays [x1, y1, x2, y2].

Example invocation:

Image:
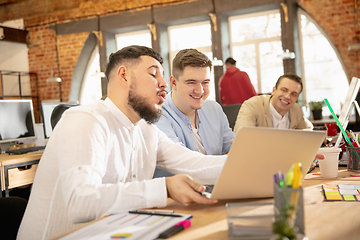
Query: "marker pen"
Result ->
[[158, 220, 191, 239]]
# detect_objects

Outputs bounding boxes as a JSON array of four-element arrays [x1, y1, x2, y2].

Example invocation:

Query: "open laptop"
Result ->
[[199, 126, 325, 200]]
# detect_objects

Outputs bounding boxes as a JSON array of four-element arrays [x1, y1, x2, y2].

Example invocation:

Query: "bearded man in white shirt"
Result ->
[[17, 45, 226, 240]]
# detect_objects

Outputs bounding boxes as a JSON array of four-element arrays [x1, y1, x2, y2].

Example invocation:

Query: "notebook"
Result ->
[[199, 126, 325, 200]]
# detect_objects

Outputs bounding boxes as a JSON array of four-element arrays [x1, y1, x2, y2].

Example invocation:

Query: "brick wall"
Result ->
[[27, 25, 89, 121], [297, 0, 359, 81], [0, 0, 359, 121], [28, 29, 89, 101], [0, 0, 188, 121]]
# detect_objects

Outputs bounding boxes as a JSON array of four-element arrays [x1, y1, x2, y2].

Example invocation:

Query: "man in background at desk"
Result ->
[[156, 49, 234, 155], [17, 46, 226, 240], [233, 73, 324, 166], [233, 73, 313, 133]]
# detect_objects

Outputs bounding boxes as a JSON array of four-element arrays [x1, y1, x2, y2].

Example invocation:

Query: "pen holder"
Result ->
[[346, 147, 360, 172], [226, 202, 274, 239], [273, 183, 305, 240]]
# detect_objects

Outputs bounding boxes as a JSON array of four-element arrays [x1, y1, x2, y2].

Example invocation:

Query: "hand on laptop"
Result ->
[[166, 174, 218, 205]]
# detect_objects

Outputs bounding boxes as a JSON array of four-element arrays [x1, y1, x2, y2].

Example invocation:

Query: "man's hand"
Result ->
[[315, 154, 325, 160], [165, 174, 218, 206], [310, 153, 326, 168]]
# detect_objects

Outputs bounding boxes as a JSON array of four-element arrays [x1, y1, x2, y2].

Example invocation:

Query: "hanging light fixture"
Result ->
[[212, 57, 223, 66], [91, 70, 105, 78], [279, 49, 296, 60], [46, 23, 62, 101], [46, 70, 62, 82]]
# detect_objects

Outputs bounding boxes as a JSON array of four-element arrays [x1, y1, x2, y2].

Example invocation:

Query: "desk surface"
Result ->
[[163, 167, 360, 240], [56, 168, 360, 240], [0, 152, 43, 165], [0, 152, 42, 194], [310, 115, 356, 125]]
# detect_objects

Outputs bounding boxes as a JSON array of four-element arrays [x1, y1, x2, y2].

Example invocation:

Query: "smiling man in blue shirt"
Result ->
[[156, 49, 235, 160]]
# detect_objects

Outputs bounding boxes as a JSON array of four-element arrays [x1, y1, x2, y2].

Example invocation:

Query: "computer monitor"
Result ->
[[40, 102, 62, 139], [0, 99, 37, 144], [335, 77, 360, 147]]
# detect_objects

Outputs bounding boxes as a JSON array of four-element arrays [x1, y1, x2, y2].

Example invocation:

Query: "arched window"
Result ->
[[299, 9, 349, 117], [79, 45, 102, 105], [78, 30, 152, 105]]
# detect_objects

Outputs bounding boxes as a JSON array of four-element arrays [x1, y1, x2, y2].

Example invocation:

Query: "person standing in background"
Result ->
[[219, 57, 257, 105]]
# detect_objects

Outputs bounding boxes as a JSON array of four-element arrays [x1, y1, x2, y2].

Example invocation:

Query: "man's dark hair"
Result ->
[[225, 57, 236, 65], [275, 73, 303, 93], [105, 45, 163, 80], [172, 49, 212, 79]]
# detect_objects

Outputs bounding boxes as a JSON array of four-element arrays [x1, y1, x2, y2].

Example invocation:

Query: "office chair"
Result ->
[[0, 196, 28, 240], [50, 103, 78, 130], [221, 104, 241, 130]]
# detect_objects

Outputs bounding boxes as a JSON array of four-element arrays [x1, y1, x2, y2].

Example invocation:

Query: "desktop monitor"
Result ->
[[335, 77, 360, 147], [0, 99, 37, 144]]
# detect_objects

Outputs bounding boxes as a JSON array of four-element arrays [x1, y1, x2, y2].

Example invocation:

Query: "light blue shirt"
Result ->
[[156, 92, 235, 155]]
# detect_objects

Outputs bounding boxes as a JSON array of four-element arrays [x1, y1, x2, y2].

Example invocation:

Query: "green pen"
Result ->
[[324, 98, 360, 160], [324, 98, 354, 148]]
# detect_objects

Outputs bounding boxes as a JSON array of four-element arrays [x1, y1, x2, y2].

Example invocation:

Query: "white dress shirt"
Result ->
[[270, 101, 290, 129], [17, 98, 226, 240]]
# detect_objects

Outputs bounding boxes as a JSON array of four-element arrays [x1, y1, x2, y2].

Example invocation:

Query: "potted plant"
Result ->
[[309, 101, 325, 120]]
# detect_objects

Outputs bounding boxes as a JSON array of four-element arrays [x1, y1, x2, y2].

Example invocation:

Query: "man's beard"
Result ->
[[128, 84, 162, 124]]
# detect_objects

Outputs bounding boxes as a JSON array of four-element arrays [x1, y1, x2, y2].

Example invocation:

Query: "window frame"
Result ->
[[298, 8, 349, 106], [167, 20, 216, 101], [228, 9, 282, 93], [115, 29, 152, 50]]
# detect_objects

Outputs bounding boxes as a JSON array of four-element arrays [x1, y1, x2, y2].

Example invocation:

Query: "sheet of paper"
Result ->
[[339, 184, 356, 189], [56, 212, 192, 240], [339, 189, 359, 195]]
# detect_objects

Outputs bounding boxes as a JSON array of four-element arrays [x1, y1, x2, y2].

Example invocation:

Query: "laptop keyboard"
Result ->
[[6, 145, 46, 155]]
